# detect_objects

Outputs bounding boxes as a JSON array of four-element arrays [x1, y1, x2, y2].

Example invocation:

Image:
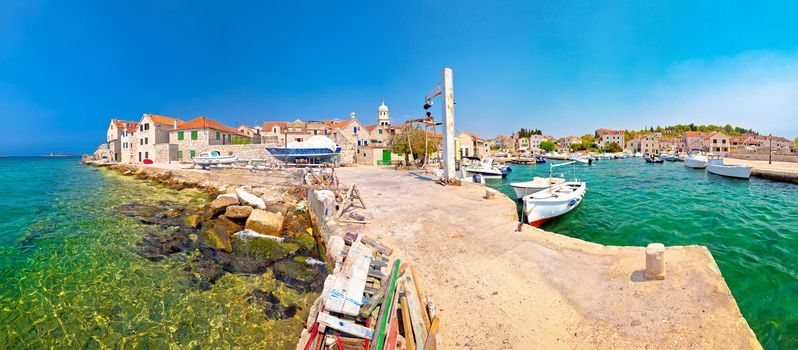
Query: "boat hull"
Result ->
[[523, 182, 586, 226], [707, 162, 752, 179], [193, 156, 238, 165], [266, 147, 341, 163], [463, 169, 504, 179], [684, 157, 707, 169]]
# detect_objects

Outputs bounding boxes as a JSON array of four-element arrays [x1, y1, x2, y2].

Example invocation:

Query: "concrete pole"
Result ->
[[441, 67, 456, 179]]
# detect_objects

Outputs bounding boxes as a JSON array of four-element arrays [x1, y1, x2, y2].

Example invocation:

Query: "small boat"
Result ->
[[706, 154, 752, 179], [644, 155, 664, 163], [498, 164, 512, 175], [535, 156, 547, 164], [462, 157, 505, 179], [193, 151, 238, 167], [569, 155, 592, 165], [522, 161, 586, 227], [266, 135, 341, 164], [633, 152, 643, 158], [684, 150, 707, 169], [511, 176, 566, 199]]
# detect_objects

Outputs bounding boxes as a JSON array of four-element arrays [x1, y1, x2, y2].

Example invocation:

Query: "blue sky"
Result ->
[[1, 1, 797, 155]]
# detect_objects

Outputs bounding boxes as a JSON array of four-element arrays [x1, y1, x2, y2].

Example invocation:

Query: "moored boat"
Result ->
[[684, 150, 707, 169], [523, 180, 587, 227], [706, 155, 752, 179], [462, 157, 505, 179], [644, 155, 664, 163]]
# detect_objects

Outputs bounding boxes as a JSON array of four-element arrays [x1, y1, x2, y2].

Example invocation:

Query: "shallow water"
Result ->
[[0, 157, 314, 349], [487, 157, 798, 349]]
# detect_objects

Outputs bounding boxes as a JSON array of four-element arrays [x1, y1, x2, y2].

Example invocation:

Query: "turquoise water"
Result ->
[[487, 158, 798, 349], [0, 157, 314, 349]]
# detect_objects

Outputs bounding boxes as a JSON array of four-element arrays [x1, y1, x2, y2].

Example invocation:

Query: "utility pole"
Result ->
[[441, 67, 456, 179], [769, 134, 773, 164]]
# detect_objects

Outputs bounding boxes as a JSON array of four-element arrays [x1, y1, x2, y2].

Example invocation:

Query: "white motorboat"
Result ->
[[684, 150, 707, 169], [706, 155, 752, 179], [462, 157, 505, 179], [633, 152, 643, 157], [569, 155, 592, 165], [510, 176, 566, 200], [193, 151, 238, 167], [522, 161, 586, 227], [523, 180, 587, 227]]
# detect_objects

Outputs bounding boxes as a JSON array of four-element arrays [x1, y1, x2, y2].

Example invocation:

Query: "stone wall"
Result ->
[[728, 153, 798, 163], [154, 144, 177, 163]]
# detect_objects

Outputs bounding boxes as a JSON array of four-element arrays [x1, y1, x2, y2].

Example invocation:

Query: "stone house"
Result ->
[[557, 136, 581, 150], [704, 132, 730, 153], [324, 117, 370, 147], [120, 122, 139, 164], [237, 125, 262, 144], [529, 135, 547, 151], [683, 131, 706, 151], [595, 129, 625, 149], [169, 116, 251, 161], [658, 137, 686, 152], [106, 119, 138, 162], [627, 134, 660, 154], [135, 114, 184, 163], [261, 122, 288, 146]]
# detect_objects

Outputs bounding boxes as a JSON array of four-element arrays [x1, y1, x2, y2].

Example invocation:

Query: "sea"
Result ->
[[0, 157, 312, 349], [486, 157, 798, 349]]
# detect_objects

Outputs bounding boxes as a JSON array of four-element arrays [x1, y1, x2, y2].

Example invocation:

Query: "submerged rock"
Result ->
[[136, 228, 195, 261], [245, 209, 283, 237], [250, 289, 298, 319], [272, 257, 326, 292], [186, 255, 225, 291]]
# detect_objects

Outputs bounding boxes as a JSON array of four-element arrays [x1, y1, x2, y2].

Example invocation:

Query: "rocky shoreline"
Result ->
[[92, 162, 327, 322]]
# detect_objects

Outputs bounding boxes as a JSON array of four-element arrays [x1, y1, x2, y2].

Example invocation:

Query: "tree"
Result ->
[[569, 143, 586, 152], [540, 140, 556, 152], [581, 134, 595, 146], [388, 126, 438, 164], [605, 142, 623, 153]]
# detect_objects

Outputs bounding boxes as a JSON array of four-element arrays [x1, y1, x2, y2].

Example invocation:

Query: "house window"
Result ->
[[190, 150, 196, 158], [138, 152, 141, 162], [191, 131, 198, 140], [145, 137, 148, 145], [713, 139, 718, 144], [353, 126, 358, 133], [314, 130, 318, 135], [216, 131, 220, 140], [378, 129, 383, 134], [145, 123, 150, 130], [140, 139, 143, 145], [178, 131, 184, 140], [139, 125, 143, 132], [722, 139, 727, 144], [178, 150, 183, 159], [145, 151, 149, 159]]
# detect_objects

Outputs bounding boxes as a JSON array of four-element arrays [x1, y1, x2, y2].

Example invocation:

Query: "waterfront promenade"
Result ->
[[335, 166, 761, 349], [727, 157, 798, 183]]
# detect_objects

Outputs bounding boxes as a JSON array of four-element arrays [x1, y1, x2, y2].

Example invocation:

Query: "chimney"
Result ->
[[173, 120, 177, 130]]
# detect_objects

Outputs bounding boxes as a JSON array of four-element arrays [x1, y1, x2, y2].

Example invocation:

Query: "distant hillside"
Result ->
[[625, 124, 756, 141]]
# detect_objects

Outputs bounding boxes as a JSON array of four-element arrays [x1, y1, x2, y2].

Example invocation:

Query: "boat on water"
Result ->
[[684, 150, 707, 169], [510, 161, 569, 200], [706, 154, 752, 179], [569, 155, 593, 165], [633, 152, 643, 157], [462, 157, 505, 179], [193, 151, 238, 167], [535, 155, 547, 164], [266, 135, 341, 164], [644, 155, 664, 163], [522, 161, 587, 227]]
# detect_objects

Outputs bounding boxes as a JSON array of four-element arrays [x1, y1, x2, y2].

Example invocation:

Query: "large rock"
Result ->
[[201, 215, 242, 253], [236, 188, 266, 209], [284, 208, 312, 238], [225, 205, 253, 220], [209, 195, 240, 216], [245, 209, 284, 237]]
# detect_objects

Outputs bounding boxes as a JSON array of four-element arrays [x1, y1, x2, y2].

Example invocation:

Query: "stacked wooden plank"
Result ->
[[300, 232, 441, 350]]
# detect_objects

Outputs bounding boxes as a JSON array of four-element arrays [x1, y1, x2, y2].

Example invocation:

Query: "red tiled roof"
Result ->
[[684, 131, 702, 137], [143, 114, 184, 126], [112, 119, 137, 129], [262, 121, 287, 131], [324, 119, 356, 130], [174, 116, 248, 137], [125, 122, 139, 133]]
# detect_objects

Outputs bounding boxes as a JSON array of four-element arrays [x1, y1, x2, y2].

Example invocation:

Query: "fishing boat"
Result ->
[[522, 161, 586, 227], [266, 135, 341, 164], [462, 157, 505, 179], [706, 154, 752, 179], [684, 150, 707, 169], [193, 151, 238, 167], [569, 155, 592, 165], [644, 155, 664, 163]]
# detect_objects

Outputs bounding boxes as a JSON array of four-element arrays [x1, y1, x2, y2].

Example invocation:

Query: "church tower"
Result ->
[[377, 98, 390, 126]]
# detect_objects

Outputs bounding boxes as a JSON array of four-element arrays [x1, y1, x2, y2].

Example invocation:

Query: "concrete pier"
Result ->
[[726, 158, 798, 184], [334, 166, 761, 349]]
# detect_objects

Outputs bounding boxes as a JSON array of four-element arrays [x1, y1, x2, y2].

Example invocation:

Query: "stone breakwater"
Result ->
[[88, 162, 328, 322]]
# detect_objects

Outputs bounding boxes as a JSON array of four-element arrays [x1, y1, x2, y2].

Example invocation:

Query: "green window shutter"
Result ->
[[191, 131, 198, 140], [216, 131, 220, 140], [178, 150, 183, 159], [177, 131, 184, 140], [190, 150, 196, 158]]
